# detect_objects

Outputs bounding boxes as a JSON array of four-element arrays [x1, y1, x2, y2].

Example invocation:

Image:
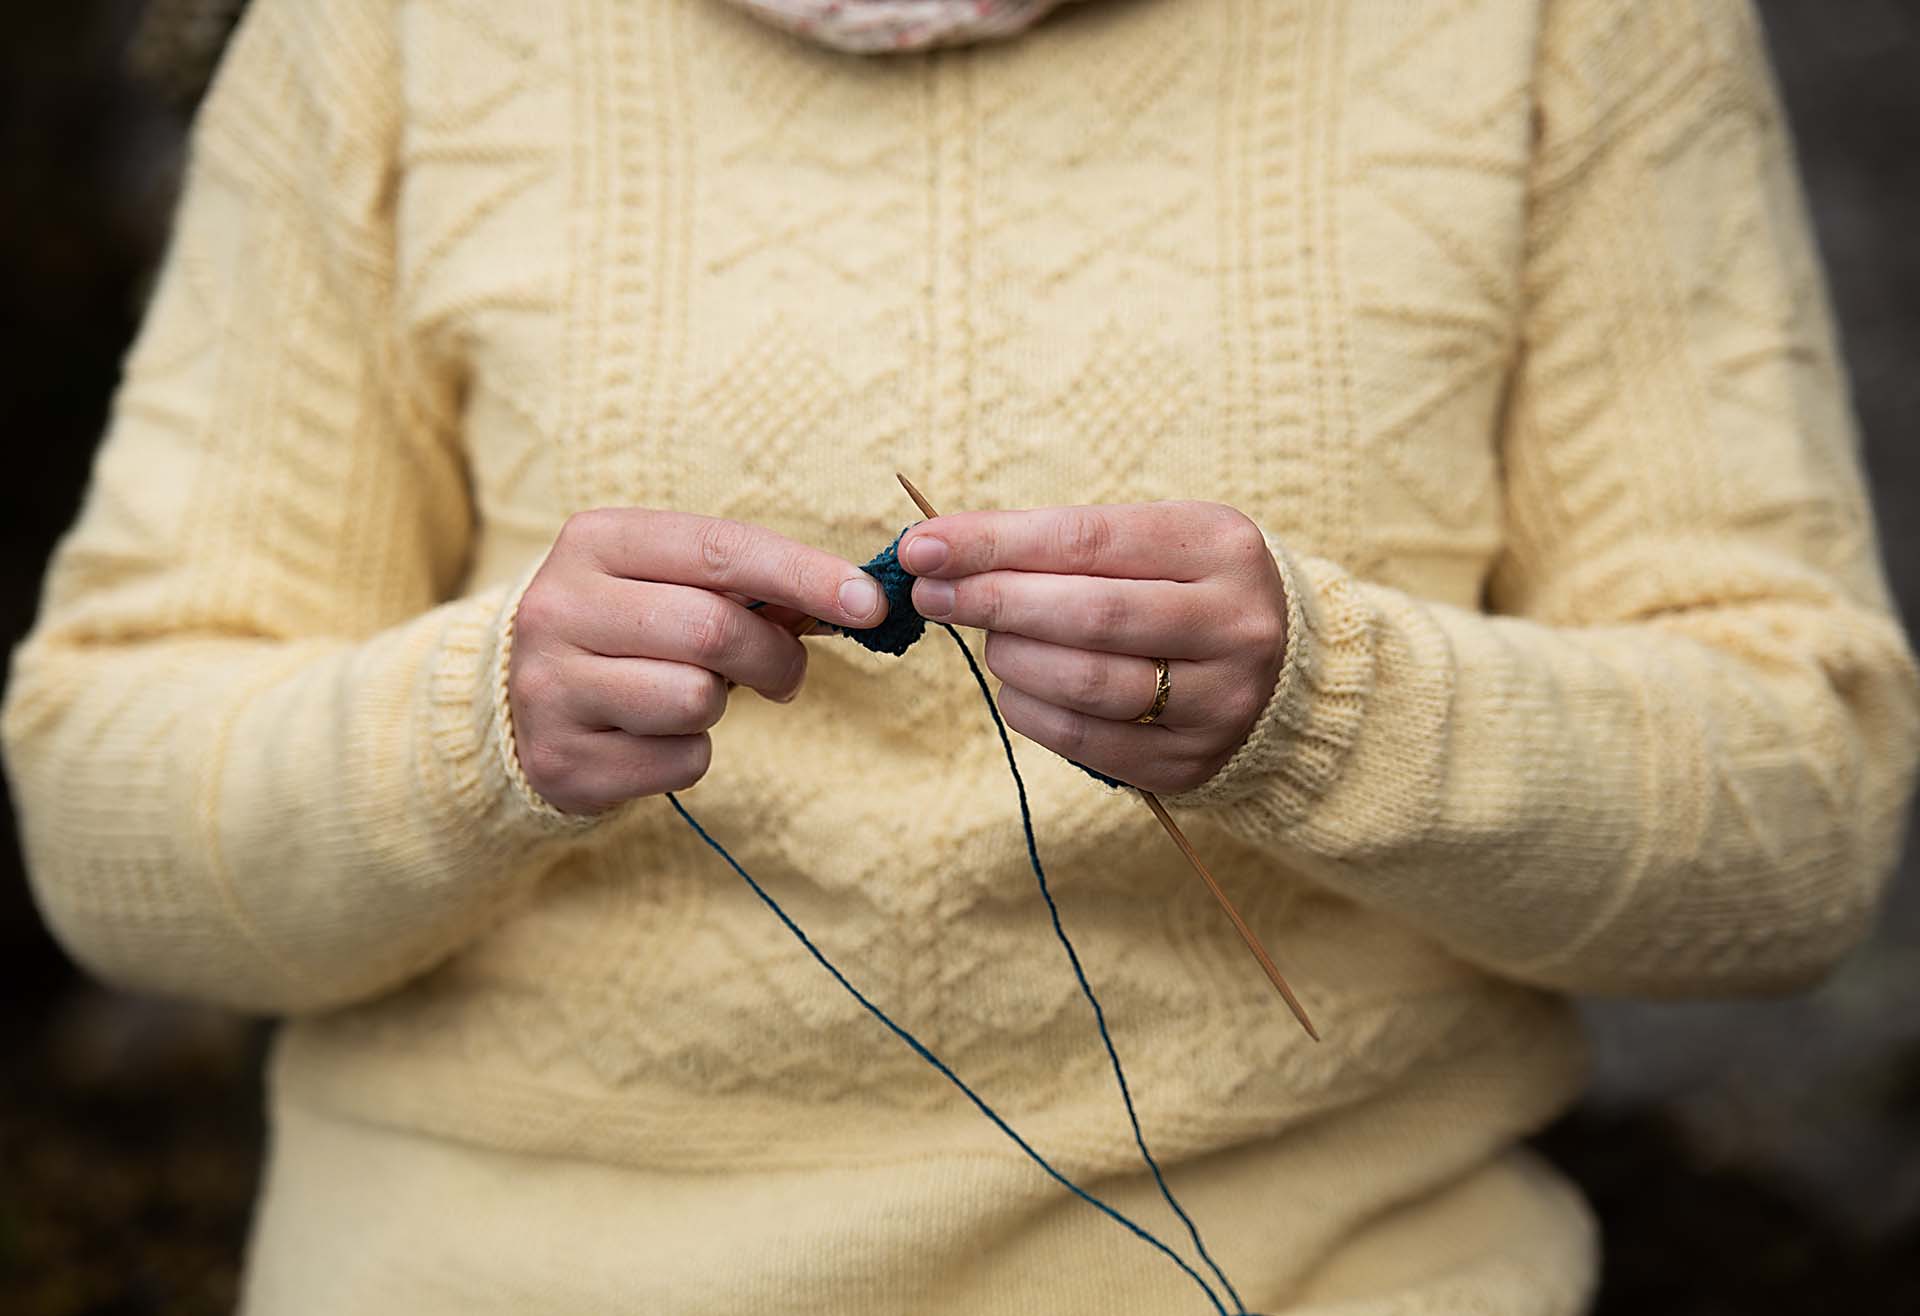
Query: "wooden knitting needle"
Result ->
[[895, 472, 1319, 1042]]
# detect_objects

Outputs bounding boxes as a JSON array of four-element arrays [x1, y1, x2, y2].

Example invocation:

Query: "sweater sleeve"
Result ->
[[0, 0, 605, 1016], [1159, 0, 1920, 998]]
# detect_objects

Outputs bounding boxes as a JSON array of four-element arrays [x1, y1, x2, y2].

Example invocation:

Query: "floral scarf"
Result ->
[[724, 0, 1087, 53]]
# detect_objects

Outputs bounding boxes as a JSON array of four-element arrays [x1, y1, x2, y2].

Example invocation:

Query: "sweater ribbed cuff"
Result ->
[[424, 562, 611, 843], [1158, 535, 1376, 819]]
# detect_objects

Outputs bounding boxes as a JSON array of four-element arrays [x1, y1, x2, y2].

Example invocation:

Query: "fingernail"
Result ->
[[902, 534, 948, 574], [840, 575, 883, 623], [915, 578, 955, 618]]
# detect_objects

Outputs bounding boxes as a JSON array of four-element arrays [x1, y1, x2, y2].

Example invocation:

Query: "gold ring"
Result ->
[[1134, 656, 1171, 725]]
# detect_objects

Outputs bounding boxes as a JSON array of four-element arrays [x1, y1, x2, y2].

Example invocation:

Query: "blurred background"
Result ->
[[1, 2, 1915, 1312]]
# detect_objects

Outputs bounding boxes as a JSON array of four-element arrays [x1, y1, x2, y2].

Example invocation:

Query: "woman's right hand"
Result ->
[[508, 509, 888, 815]]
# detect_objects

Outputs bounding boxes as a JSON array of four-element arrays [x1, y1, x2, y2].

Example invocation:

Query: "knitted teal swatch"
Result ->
[[833, 527, 1126, 789]]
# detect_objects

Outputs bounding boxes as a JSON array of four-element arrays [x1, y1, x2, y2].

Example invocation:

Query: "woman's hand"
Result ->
[[509, 509, 889, 815], [900, 501, 1288, 794]]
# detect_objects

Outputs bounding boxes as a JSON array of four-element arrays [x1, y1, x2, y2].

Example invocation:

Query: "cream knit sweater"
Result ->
[[6, 1, 1917, 1312]]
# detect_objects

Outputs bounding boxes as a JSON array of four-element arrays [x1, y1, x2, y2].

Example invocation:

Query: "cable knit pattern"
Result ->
[[3, 1, 1916, 1313]]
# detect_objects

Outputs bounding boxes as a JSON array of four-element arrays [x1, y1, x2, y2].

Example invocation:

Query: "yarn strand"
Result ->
[[689, 537, 1251, 1312], [936, 621, 1249, 1314], [664, 790, 1230, 1315]]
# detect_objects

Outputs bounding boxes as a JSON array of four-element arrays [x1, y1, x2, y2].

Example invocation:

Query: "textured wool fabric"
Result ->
[[726, 0, 1084, 52], [4, 1, 1918, 1313]]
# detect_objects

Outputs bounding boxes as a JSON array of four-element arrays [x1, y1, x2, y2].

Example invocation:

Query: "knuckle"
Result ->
[[773, 547, 818, 612], [658, 734, 713, 792], [1054, 508, 1116, 574], [974, 519, 1000, 569], [1192, 744, 1234, 786], [631, 597, 666, 645], [1232, 690, 1267, 730], [693, 518, 751, 583], [519, 734, 575, 793], [559, 507, 612, 552], [1253, 605, 1288, 649], [1202, 499, 1245, 530], [1217, 507, 1268, 558], [1070, 654, 1112, 706], [1235, 608, 1287, 660], [511, 653, 565, 712], [1199, 677, 1251, 729], [683, 598, 737, 666], [664, 667, 725, 730], [972, 580, 1005, 630], [1078, 593, 1130, 649], [513, 583, 565, 643]]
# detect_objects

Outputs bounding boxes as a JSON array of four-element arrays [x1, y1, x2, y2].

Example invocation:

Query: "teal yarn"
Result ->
[[930, 621, 1249, 1314], [688, 533, 1253, 1314], [811, 528, 1128, 789]]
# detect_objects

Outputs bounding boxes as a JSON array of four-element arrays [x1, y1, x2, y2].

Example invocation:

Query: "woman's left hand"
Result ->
[[899, 501, 1289, 794]]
